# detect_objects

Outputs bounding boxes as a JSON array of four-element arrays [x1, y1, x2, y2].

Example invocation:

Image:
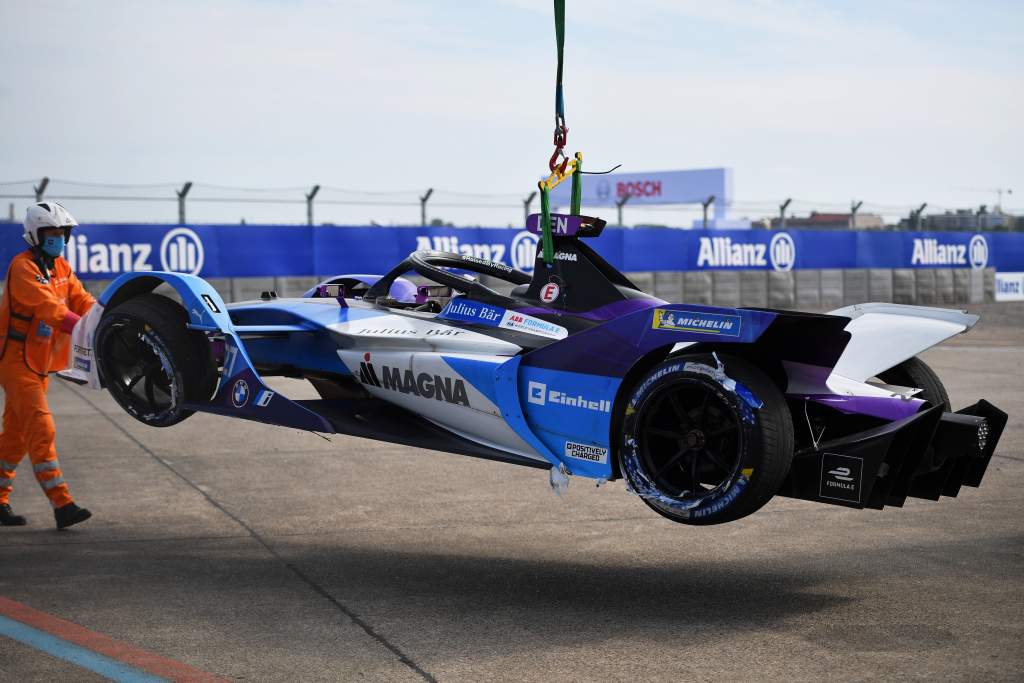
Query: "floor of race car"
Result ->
[[1, 303, 1022, 682]]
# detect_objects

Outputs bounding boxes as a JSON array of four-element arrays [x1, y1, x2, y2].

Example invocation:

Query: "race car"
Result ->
[[66, 213, 1006, 525]]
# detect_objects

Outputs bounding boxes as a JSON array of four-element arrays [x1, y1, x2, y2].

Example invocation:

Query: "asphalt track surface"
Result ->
[[1, 303, 1022, 682]]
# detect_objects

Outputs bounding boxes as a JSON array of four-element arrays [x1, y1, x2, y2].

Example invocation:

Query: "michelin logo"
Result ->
[[64, 227, 205, 276], [527, 381, 611, 413], [696, 233, 795, 271], [652, 309, 742, 337], [911, 234, 987, 270], [564, 441, 608, 464]]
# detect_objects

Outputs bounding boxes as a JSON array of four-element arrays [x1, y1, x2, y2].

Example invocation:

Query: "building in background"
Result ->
[[899, 207, 1017, 231], [769, 211, 885, 230]]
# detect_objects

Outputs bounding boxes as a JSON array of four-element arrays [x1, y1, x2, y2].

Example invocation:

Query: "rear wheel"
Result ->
[[620, 354, 794, 525], [877, 357, 950, 411], [96, 294, 216, 427]]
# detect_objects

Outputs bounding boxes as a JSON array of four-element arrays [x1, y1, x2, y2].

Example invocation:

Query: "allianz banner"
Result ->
[[0, 222, 1021, 280]]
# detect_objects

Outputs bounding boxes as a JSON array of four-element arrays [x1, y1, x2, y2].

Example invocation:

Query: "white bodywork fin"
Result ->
[[828, 303, 978, 382]]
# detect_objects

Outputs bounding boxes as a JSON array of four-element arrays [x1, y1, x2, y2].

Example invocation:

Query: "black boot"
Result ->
[[0, 503, 27, 526], [54, 502, 91, 530]]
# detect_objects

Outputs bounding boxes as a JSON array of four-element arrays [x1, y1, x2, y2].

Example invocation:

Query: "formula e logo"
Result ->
[[510, 230, 539, 272], [828, 466, 854, 482], [160, 227, 205, 275], [769, 233, 795, 271], [820, 453, 863, 503], [231, 379, 250, 408], [969, 235, 988, 270]]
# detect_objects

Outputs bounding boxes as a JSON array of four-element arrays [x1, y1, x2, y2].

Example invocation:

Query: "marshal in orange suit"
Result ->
[[0, 202, 95, 529]]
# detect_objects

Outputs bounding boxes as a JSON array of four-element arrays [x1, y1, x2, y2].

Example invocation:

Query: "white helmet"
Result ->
[[23, 201, 77, 247]]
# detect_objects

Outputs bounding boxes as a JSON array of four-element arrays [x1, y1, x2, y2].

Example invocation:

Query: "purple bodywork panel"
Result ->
[[522, 304, 779, 377], [798, 394, 925, 421], [516, 297, 665, 322]]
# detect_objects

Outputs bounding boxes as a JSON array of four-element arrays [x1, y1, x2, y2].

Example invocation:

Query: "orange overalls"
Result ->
[[0, 249, 94, 508]]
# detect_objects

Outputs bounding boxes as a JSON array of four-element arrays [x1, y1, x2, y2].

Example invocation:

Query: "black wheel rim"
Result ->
[[639, 379, 742, 501], [101, 321, 176, 418]]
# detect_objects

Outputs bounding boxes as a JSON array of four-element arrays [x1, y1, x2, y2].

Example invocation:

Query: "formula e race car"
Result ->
[[66, 213, 1006, 525]]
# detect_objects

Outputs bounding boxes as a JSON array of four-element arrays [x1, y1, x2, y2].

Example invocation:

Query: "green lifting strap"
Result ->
[[554, 0, 565, 123], [570, 152, 582, 216], [539, 182, 554, 265]]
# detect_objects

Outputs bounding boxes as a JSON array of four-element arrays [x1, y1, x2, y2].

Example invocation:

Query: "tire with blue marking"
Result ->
[[96, 294, 216, 427], [620, 353, 794, 525]]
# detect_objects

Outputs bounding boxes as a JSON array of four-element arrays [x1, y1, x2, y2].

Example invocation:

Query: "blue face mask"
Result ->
[[41, 235, 65, 258]]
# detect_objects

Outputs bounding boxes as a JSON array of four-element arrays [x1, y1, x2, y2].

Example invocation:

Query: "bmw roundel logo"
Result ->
[[160, 227, 205, 275], [969, 234, 988, 270], [769, 232, 796, 272], [231, 379, 250, 408], [511, 230, 539, 273], [595, 179, 611, 202]]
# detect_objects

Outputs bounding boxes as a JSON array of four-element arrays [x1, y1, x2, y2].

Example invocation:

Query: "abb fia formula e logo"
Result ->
[[696, 232, 795, 271], [63, 226, 205, 276]]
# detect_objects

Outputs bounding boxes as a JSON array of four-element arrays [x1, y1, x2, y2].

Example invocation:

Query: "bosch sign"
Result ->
[[616, 180, 662, 199]]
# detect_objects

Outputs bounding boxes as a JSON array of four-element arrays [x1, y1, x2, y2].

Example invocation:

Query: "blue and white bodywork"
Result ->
[[66, 213, 1007, 525]]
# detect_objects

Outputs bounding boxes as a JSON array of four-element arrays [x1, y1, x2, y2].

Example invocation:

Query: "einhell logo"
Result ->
[[358, 355, 469, 406]]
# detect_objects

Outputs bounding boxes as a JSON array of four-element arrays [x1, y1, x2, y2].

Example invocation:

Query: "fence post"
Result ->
[[779, 197, 792, 230], [616, 193, 631, 226], [419, 188, 433, 227], [305, 184, 321, 226], [33, 177, 49, 202], [911, 202, 927, 230], [523, 191, 537, 227], [702, 195, 716, 229], [176, 181, 193, 224]]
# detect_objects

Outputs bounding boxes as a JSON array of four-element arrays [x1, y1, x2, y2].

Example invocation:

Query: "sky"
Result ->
[[1, 0, 1021, 227]]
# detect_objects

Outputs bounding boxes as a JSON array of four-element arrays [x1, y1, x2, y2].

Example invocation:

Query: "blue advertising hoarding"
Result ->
[[0, 222, 1021, 280]]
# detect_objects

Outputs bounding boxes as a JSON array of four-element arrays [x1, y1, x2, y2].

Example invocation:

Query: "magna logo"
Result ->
[[696, 232, 795, 271], [63, 227, 205, 275], [358, 356, 470, 407], [911, 234, 988, 270]]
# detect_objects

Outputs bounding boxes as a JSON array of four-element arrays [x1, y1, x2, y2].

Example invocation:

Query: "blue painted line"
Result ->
[[0, 614, 169, 683]]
